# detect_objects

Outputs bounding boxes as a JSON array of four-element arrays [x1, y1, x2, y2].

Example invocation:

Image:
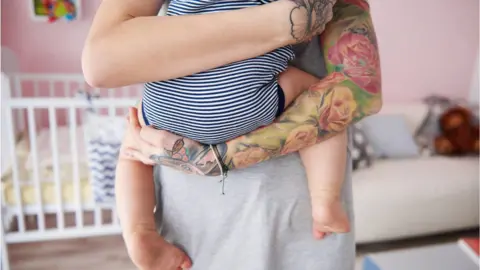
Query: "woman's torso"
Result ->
[[153, 36, 355, 270], [142, 0, 295, 145], [155, 153, 355, 270]]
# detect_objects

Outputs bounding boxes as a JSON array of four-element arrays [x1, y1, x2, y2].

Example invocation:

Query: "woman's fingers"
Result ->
[[128, 107, 141, 128], [134, 127, 165, 156], [139, 126, 168, 148], [124, 148, 156, 165], [140, 126, 184, 151], [123, 105, 172, 165]]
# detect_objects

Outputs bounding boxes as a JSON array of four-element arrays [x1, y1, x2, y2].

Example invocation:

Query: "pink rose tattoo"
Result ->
[[328, 32, 381, 94], [342, 0, 370, 10]]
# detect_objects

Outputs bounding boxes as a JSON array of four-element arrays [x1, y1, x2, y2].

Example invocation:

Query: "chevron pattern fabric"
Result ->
[[78, 90, 127, 204], [87, 139, 121, 203], [83, 113, 126, 204]]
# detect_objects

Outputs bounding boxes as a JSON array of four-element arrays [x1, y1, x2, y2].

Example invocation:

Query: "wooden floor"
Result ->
[[7, 235, 134, 270], [6, 229, 478, 270]]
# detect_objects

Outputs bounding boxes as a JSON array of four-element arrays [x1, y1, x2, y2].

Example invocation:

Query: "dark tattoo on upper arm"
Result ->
[[289, 0, 335, 42]]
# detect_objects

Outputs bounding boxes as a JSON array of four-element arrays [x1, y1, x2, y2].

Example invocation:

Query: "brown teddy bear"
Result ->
[[434, 106, 479, 156]]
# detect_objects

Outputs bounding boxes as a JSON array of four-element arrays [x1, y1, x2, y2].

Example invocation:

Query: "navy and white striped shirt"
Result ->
[[143, 0, 295, 144]]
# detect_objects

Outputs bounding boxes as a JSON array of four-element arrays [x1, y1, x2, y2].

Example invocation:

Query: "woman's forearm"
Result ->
[[83, 0, 304, 88], [124, 0, 381, 176], [219, 0, 382, 170]]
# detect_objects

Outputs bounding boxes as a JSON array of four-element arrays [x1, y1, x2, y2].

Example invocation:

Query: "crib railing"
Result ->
[[10, 73, 141, 131], [1, 73, 141, 244]]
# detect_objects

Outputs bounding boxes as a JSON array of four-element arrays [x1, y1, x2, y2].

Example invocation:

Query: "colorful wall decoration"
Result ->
[[30, 0, 81, 22]]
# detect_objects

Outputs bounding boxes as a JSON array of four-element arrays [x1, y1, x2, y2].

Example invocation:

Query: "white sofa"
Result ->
[[353, 102, 480, 244]]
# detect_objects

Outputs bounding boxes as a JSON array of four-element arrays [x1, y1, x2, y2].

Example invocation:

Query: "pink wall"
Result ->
[[1, 0, 102, 73], [1, 0, 479, 102], [371, 0, 479, 101]]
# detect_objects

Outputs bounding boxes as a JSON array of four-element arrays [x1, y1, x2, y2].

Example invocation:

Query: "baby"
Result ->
[[118, 0, 349, 240]]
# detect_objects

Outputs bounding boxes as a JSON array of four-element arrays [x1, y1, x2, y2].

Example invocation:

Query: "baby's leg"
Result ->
[[278, 66, 320, 108], [300, 130, 350, 239], [278, 67, 349, 237]]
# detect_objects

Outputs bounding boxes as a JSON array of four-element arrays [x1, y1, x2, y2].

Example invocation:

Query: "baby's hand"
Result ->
[[125, 228, 192, 270]]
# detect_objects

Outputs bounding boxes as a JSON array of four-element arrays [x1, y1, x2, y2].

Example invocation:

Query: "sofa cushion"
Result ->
[[353, 156, 480, 244], [378, 102, 428, 133], [360, 114, 420, 158]]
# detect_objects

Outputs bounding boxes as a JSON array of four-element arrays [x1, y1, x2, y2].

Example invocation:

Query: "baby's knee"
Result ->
[[279, 66, 320, 107]]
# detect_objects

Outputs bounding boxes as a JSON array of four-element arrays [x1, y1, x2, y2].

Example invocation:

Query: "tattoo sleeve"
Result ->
[[288, 0, 336, 43], [220, 0, 382, 171], [148, 0, 381, 176]]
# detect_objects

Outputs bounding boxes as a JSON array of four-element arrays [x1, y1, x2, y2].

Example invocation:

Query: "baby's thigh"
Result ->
[[278, 66, 320, 108]]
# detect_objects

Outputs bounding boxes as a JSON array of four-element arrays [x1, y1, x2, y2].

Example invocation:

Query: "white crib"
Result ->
[[1, 73, 142, 270]]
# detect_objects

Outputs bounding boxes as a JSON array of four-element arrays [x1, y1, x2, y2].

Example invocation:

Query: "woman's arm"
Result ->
[[221, 0, 382, 170], [82, 0, 335, 87], [124, 0, 382, 176]]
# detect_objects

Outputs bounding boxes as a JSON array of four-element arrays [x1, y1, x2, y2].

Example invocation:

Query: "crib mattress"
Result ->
[[2, 177, 92, 206], [1, 128, 93, 206]]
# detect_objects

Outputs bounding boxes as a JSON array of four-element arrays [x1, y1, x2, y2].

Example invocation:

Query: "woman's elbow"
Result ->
[[82, 40, 117, 88], [365, 81, 383, 116]]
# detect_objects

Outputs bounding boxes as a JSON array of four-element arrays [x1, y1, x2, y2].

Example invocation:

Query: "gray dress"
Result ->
[[154, 38, 355, 270]]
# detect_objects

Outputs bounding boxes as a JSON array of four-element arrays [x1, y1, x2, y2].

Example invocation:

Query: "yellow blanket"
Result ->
[[1, 131, 93, 206], [2, 177, 92, 206]]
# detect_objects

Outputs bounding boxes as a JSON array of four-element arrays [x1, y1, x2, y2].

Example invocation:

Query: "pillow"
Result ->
[[359, 114, 420, 158], [351, 125, 374, 170]]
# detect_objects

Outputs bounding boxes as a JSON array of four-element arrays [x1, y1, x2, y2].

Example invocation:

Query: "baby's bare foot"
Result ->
[[311, 192, 350, 240]]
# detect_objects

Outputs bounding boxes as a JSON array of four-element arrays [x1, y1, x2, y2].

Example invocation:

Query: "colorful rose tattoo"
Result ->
[[221, 0, 382, 169], [317, 86, 358, 132], [233, 147, 271, 169], [328, 32, 381, 94], [281, 125, 319, 155]]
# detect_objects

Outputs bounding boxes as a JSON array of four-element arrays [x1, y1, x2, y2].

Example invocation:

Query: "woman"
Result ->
[[83, 0, 381, 269]]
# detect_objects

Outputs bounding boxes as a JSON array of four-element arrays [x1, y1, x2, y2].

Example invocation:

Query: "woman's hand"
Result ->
[[123, 108, 223, 176]]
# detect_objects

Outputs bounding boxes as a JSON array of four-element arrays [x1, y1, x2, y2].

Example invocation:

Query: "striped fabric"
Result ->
[[143, 0, 295, 145]]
